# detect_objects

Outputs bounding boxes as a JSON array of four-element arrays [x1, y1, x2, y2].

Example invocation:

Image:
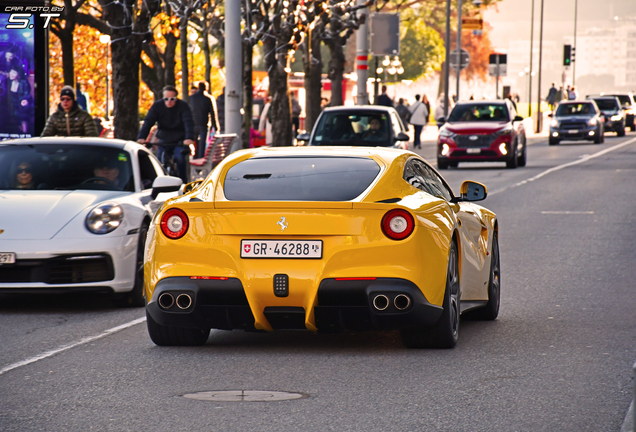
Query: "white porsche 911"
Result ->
[[0, 137, 183, 306]]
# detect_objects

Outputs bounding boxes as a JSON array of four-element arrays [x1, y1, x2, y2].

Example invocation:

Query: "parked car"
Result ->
[[0, 137, 183, 306], [549, 100, 604, 145], [144, 146, 500, 348], [587, 96, 626, 136], [297, 106, 410, 149], [604, 93, 636, 131], [436, 100, 526, 169]]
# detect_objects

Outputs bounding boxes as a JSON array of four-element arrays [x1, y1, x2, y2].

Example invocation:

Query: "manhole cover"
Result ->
[[183, 390, 307, 402]]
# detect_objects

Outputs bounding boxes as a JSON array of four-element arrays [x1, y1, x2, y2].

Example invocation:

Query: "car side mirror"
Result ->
[[547, 113, 553, 118], [454, 180, 487, 202], [513, 115, 524, 122], [296, 133, 310, 142], [151, 176, 183, 199], [437, 117, 446, 126], [396, 132, 409, 141]]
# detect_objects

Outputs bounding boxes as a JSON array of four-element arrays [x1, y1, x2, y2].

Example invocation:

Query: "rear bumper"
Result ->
[[146, 276, 443, 332]]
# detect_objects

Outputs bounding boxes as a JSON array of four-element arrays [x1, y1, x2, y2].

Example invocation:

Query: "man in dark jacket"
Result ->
[[137, 86, 195, 183], [189, 81, 218, 158], [41, 86, 98, 137], [376, 85, 393, 107]]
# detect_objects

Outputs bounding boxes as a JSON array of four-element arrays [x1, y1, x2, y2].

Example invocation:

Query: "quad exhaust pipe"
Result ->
[[372, 293, 412, 311], [158, 292, 193, 310]]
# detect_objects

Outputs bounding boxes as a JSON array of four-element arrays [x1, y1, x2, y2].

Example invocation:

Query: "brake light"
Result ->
[[381, 209, 415, 240], [160, 208, 189, 239]]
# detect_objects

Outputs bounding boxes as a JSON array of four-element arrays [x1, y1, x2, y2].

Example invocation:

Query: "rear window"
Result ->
[[224, 157, 381, 201]]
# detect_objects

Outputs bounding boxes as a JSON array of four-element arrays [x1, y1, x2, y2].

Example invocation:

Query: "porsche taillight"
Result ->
[[160, 208, 189, 239], [381, 209, 415, 241]]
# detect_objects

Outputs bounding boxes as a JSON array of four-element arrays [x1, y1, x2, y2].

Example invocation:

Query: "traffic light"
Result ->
[[563, 44, 572, 66], [571, 46, 576, 62]]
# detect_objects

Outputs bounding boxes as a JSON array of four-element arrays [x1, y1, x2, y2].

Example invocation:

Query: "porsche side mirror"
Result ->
[[396, 132, 410, 141], [151, 176, 183, 199], [454, 180, 487, 202]]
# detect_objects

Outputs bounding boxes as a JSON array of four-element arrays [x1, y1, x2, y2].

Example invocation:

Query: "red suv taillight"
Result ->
[[381, 209, 415, 240], [160, 208, 189, 239]]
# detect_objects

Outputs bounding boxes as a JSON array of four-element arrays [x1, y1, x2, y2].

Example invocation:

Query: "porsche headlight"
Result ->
[[550, 119, 559, 127], [86, 204, 124, 234], [587, 118, 597, 126], [494, 126, 513, 137], [611, 115, 622, 121]]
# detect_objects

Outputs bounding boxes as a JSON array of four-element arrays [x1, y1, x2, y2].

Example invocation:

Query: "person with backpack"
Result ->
[[408, 94, 429, 150]]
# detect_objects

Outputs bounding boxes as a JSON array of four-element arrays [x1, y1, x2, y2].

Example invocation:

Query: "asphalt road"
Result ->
[[1, 132, 636, 431]]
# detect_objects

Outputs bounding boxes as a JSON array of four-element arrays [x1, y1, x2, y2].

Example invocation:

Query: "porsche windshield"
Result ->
[[448, 103, 510, 122], [312, 111, 392, 146], [224, 156, 381, 201], [0, 144, 134, 191], [555, 103, 597, 116]]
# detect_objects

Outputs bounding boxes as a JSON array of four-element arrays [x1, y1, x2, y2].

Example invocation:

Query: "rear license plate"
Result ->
[[0, 252, 16, 265], [466, 148, 481, 154], [241, 240, 323, 259], [568, 130, 579, 134]]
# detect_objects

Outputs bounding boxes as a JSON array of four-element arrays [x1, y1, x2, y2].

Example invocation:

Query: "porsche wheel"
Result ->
[[400, 241, 460, 349], [464, 231, 500, 321], [146, 310, 210, 346], [115, 222, 148, 307]]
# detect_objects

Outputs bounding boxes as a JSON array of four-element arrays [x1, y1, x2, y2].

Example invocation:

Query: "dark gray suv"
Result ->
[[549, 101, 604, 145], [588, 97, 626, 136]]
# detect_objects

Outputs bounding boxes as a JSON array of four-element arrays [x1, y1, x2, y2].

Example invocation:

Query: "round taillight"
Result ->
[[160, 208, 189, 239], [381, 209, 415, 240]]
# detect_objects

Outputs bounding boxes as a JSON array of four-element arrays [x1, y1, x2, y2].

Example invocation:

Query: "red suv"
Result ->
[[437, 100, 526, 169]]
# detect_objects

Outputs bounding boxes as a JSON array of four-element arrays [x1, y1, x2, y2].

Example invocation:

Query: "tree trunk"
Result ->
[[263, 37, 292, 147], [242, 37, 253, 149], [180, 18, 190, 102], [326, 40, 345, 107], [60, 31, 75, 86], [303, 27, 323, 133]]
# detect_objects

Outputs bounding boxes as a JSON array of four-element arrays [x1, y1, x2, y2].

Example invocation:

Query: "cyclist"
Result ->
[[137, 86, 195, 183]]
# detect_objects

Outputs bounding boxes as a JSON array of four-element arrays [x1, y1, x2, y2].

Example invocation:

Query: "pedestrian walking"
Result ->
[[189, 81, 218, 159], [395, 98, 411, 130], [216, 87, 225, 133], [506, 92, 518, 111], [408, 94, 429, 150], [422, 94, 431, 125], [291, 92, 301, 137], [41, 86, 98, 137], [259, 96, 272, 146], [137, 85, 195, 184], [568, 86, 578, 100], [376, 85, 393, 107], [434, 94, 452, 130], [546, 83, 558, 112], [75, 82, 91, 114]]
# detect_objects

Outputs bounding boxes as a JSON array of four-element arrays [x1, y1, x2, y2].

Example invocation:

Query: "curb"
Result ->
[[621, 399, 634, 432]]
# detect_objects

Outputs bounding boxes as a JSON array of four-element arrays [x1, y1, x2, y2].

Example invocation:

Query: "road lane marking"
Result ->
[[490, 136, 636, 196], [541, 211, 594, 215], [0, 316, 146, 376]]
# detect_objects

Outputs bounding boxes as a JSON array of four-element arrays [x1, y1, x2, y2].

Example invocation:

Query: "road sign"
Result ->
[[462, 17, 483, 30], [450, 48, 470, 71], [370, 13, 400, 56], [488, 53, 507, 77]]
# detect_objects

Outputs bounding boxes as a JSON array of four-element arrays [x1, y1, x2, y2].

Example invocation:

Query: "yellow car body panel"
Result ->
[[144, 146, 497, 335]]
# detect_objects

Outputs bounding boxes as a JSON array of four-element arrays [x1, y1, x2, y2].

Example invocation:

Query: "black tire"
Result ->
[[517, 142, 527, 167], [146, 310, 210, 346], [594, 128, 603, 144], [449, 161, 459, 168], [115, 222, 149, 307], [548, 137, 560, 146], [400, 241, 460, 349], [463, 232, 500, 321], [617, 126, 626, 137], [437, 159, 449, 170]]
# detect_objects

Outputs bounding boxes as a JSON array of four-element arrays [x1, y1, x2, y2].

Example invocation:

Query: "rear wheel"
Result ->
[[400, 241, 460, 349], [463, 232, 500, 321], [146, 310, 210, 346], [548, 137, 560, 145]]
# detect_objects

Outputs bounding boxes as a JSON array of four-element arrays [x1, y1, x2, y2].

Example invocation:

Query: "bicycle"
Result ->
[[154, 141, 191, 181]]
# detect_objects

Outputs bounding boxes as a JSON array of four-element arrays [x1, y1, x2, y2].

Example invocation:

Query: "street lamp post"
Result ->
[[99, 34, 110, 121], [188, 31, 198, 87], [535, 0, 544, 133], [528, 0, 534, 118], [573, 0, 578, 86]]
